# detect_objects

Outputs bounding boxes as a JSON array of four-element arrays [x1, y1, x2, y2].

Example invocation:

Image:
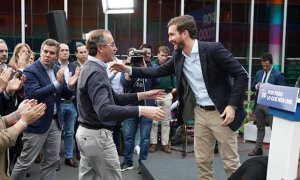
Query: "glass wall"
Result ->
[[0, 0, 299, 85]]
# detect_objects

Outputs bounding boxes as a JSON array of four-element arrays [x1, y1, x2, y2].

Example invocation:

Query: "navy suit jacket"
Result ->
[[251, 68, 285, 91], [251, 67, 286, 105], [55, 61, 77, 100], [23, 59, 67, 133], [131, 41, 248, 131]]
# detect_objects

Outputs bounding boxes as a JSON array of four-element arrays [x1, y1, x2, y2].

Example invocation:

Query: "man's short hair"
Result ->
[[139, 44, 152, 51], [260, 53, 273, 64], [167, 15, 198, 39], [0, 39, 6, 44], [40, 39, 60, 55], [86, 29, 110, 56], [75, 43, 86, 53], [158, 46, 170, 54]]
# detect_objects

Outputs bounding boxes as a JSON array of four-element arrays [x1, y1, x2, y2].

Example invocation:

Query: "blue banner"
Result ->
[[257, 84, 299, 112], [189, 4, 216, 42]]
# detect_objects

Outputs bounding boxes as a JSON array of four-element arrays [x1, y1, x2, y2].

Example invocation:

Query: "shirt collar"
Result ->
[[182, 40, 198, 58], [58, 59, 69, 67], [87, 55, 107, 68], [40, 59, 54, 70]]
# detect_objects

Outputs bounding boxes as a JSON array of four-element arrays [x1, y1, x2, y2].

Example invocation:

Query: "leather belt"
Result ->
[[79, 122, 114, 131], [199, 105, 216, 111], [53, 114, 58, 119], [61, 99, 73, 104]]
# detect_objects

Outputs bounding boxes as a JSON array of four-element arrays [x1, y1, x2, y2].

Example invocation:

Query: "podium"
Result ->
[[257, 84, 300, 179]]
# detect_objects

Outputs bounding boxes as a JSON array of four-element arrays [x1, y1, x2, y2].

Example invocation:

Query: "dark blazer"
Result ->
[[55, 61, 77, 100], [251, 67, 285, 107], [131, 41, 248, 131], [251, 68, 285, 91], [23, 59, 65, 133]]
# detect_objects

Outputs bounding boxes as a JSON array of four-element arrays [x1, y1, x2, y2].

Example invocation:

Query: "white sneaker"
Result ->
[[134, 145, 140, 155]]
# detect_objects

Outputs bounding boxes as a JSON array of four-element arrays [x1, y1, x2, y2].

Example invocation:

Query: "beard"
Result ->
[[173, 38, 185, 52]]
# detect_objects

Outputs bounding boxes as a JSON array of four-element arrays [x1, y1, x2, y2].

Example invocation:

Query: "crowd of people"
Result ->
[[0, 14, 298, 180]]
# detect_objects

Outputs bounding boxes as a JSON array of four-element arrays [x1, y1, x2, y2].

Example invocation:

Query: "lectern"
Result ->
[[257, 83, 300, 180]]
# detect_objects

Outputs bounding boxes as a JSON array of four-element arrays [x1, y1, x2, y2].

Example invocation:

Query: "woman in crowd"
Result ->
[[9, 43, 31, 71]]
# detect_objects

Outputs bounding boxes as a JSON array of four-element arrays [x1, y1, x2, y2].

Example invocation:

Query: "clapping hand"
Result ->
[[6, 71, 26, 95], [56, 67, 65, 84], [0, 68, 13, 93], [18, 51, 30, 69], [19, 100, 47, 125], [68, 66, 80, 89]]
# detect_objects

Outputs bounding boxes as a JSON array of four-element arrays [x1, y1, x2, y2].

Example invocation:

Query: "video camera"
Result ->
[[128, 49, 147, 67]]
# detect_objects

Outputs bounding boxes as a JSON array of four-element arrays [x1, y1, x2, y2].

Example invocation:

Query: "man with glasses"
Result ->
[[75, 29, 166, 180]]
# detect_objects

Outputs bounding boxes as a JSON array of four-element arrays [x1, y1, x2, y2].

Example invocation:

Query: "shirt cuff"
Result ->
[[255, 84, 259, 90], [129, 66, 133, 75], [137, 93, 141, 101], [3, 91, 11, 99], [53, 81, 60, 90], [67, 85, 75, 91], [138, 106, 141, 117]]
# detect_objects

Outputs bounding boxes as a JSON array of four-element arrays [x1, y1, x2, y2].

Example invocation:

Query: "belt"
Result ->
[[79, 122, 114, 131], [199, 105, 216, 111], [61, 99, 73, 104], [53, 114, 58, 119]]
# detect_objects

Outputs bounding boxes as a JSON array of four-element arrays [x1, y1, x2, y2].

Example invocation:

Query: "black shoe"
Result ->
[[56, 161, 60, 171], [76, 152, 81, 160], [118, 150, 124, 156], [34, 153, 42, 163], [120, 162, 133, 172], [65, 158, 78, 167], [137, 166, 142, 174], [214, 146, 219, 154], [248, 147, 263, 156]]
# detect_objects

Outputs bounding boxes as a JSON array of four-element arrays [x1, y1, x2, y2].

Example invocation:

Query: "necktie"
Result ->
[[262, 71, 268, 83]]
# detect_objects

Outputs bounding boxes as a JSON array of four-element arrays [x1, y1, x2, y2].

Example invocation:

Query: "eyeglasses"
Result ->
[[106, 43, 117, 48]]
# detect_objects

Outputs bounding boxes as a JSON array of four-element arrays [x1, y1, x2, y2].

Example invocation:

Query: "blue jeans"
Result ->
[[60, 102, 78, 159], [123, 116, 152, 165]]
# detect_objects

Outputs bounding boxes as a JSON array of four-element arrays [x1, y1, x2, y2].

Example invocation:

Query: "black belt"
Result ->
[[53, 114, 58, 119], [79, 122, 114, 131], [199, 105, 216, 111], [61, 99, 73, 104]]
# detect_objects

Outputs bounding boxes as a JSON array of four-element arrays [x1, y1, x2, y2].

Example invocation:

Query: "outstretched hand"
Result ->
[[140, 89, 166, 100], [109, 61, 130, 73], [140, 106, 166, 121]]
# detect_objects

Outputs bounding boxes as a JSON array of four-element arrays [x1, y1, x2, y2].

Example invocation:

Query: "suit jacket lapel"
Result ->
[[198, 41, 209, 87], [176, 52, 185, 80], [37, 60, 51, 84]]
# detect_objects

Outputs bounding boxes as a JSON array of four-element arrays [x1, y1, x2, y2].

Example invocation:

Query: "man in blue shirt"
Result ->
[[111, 15, 248, 179]]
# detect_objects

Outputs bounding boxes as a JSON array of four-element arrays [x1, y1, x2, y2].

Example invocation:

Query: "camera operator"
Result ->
[[120, 46, 159, 172], [139, 44, 153, 65]]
